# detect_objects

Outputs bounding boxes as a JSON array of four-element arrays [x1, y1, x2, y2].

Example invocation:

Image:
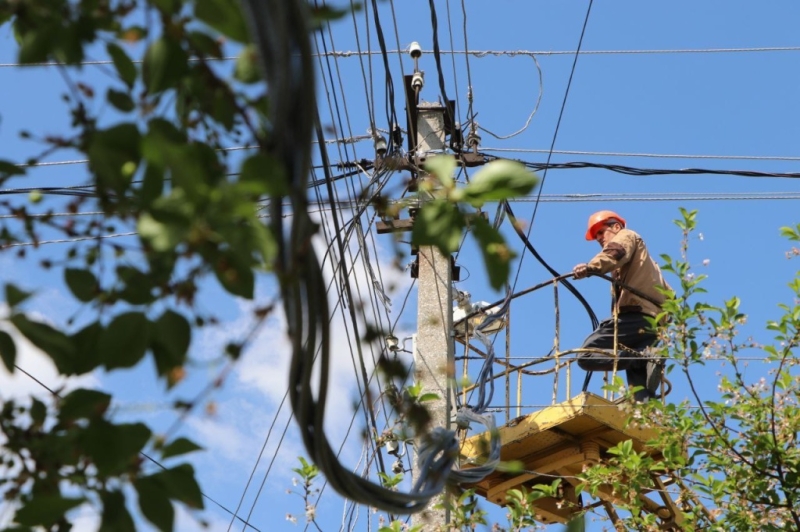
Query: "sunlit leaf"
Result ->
[[138, 213, 185, 253], [424, 155, 456, 189], [234, 44, 261, 84], [411, 201, 464, 255], [463, 160, 538, 207]]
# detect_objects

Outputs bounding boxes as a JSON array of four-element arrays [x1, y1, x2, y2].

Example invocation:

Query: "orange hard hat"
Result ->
[[585, 210, 626, 240]]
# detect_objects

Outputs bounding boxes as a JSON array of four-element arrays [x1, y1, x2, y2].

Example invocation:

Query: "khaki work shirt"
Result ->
[[587, 228, 671, 318]]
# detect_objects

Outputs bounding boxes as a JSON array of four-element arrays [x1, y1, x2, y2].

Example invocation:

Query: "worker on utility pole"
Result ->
[[571, 210, 672, 402]]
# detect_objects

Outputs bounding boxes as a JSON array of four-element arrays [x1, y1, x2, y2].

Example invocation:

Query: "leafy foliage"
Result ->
[[410, 155, 538, 290], [578, 209, 800, 531]]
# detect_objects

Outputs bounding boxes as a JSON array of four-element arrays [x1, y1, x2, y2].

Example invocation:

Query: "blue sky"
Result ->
[[2, 1, 800, 530]]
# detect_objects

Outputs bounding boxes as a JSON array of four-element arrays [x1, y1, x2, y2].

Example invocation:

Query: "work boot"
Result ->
[[644, 351, 665, 399], [625, 360, 653, 403]]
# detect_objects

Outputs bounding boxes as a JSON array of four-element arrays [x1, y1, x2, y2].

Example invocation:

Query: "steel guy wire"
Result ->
[[6, 46, 800, 69]]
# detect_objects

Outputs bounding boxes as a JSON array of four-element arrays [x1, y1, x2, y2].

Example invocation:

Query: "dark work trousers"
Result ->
[[577, 312, 657, 401]]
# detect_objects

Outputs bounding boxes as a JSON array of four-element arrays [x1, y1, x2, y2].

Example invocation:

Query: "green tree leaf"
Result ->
[[424, 155, 456, 189], [100, 312, 150, 369], [463, 160, 538, 207], [151, 310, 190, 379], [100, 490, 136, 532], [138, 212, 186, 253], [135, 476, 175, 532], [5, 283, 32, 307], [10, 314, 76, 370], [212, 252, 255, 298], [107, 43, 137, 89], [160, 437, 203, 460], [234, 44, 262, 84], [65, 268, 98, 302], [240, 152, 288, 196], [195, 0, 249, 43], [70, 321, 105, 374], [142, 37, 188, 94], [157, 464, 204, 509], [0, 159, 25, 181], [15, 495, 85, 527], [87, 124, 142, 197], [80, 421, 151, 476], [0, 330, 16, 372], [471, 217, 515, 290], [411, 201, 464, 254], [107, 88, 135, 112], [59, 388, 112, 422]]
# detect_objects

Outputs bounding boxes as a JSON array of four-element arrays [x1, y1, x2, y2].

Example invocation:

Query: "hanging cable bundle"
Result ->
[[242, 0, 463, 514]]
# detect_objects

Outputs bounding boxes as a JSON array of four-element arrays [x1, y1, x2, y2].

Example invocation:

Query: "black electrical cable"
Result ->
[[503, 201, 599, 330], [428, 0, 453, 125], [505, 157, 800, 179], [369, 0, 400, 153]]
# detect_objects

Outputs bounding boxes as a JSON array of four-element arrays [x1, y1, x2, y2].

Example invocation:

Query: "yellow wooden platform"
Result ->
[[460, 392, 673, 526]]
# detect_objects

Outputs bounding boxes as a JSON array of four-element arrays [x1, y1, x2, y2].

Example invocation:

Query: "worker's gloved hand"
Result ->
[[572, 263, 590, 279]]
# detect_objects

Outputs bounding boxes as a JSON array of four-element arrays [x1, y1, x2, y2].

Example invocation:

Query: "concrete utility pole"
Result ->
[[411, 100, 454, 529]]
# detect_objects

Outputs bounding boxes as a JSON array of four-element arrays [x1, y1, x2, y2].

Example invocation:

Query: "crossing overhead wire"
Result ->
[[444, 0, 462, 122], [483, 147, 800, 162], [427, 0, 452, 123], [508, 158, 800, 179], [504, 0, 596, 334], [369, 0, 400, 153], [346, 0, 377, 133], [7, 46, 800, 69], [242, 1, 463, 513], [476, 53, 544, 140], [527, 0, 594, 229]]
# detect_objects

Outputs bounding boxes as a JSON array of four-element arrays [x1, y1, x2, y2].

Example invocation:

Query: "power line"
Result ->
[[513, 159, 800, 179], [483, 147, 800, 162], [6, 46, 800, 68]]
